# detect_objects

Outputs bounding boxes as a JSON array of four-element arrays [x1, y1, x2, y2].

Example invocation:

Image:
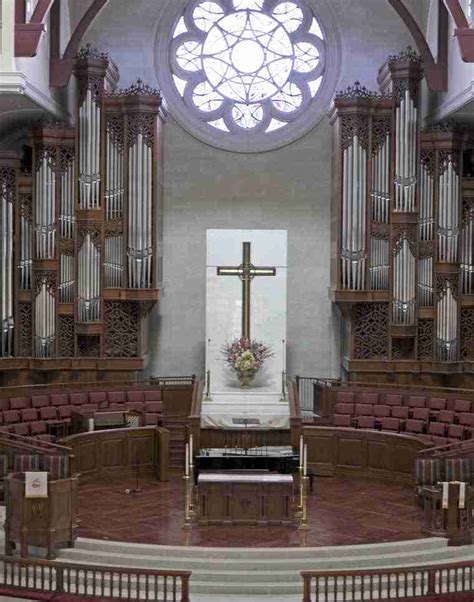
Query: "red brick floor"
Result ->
[[76, 473, 428, 547]]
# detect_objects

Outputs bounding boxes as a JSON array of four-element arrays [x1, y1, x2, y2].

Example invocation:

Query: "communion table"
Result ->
[[197, 471, 294, 526]]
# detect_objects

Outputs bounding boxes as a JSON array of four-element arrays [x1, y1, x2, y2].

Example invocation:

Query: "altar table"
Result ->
[[197, 471, 294, 526]]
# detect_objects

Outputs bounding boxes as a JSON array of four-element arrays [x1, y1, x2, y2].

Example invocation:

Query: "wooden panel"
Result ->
[[303, 426, 428, 484], [77, 440, 97, 473], [338, 437, 365, 468], [101, 437, 125, 469]]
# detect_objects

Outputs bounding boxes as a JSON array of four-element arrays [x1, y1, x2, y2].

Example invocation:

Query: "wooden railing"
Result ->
[[295, 376, 340, 418], [0, 431, 72, 456], [0, 376, 196, 399], [0, 555, 191, 601], [302, 561, 474, 602], [419, 438, 474, 458], [288, 379, 302, 447]]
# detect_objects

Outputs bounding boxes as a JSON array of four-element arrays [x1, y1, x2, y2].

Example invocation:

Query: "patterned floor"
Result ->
[[77, 473, 427, 547]]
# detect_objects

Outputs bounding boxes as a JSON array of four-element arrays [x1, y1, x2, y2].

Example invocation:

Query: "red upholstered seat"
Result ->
[[391, 406, 409, 420], [127, 391, 144, 403], [40, 406, 58, 421], [380, 417, 400, 432], [30, 421, 47, 436], [50, 393, 69, 406], [89, 392, 107, 406], [0, 399, 8, 411], [21, 408, 38, 422], [58, 405, 73, 419], [144, 390, 162, 402], [31, 395, 49, 408], [335, 402, 352, 415], [427, 397, 446, 411], [109, 402, 126, 410], [144, 413, 160, 426], [126, 402, 144, 412], [373, 405, 390, 418], [428, 422, 446, 437], [408, 396, 426, 409], [144, 401, 163, 413], [70, 392, 88, 405], [431, 436, 450, 447], [411, 407, 430, 422], [335, 391, 354, 404], [448, 424, 465, 440], [108, 391, 126, 403], [3, 410, 20, 425], [454, 399, 471, 414], [36, 434, 54, 442], [406, 419, 424, 434], [9, 397, 30, 410], [358, 392, 378, 404], [356, 415, 375, 429], [438, 409, 455, 424], [13, 423, 29, 437], [354, 403, 372, 416], [81, 403, 98, 413], [458, 413, 474, 428], [385, 394, 403, 406], [333, 414, 351, 427]]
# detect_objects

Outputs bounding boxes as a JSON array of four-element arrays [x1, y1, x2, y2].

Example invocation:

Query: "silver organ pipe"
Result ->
[[438, 159, 459, 263], [370, 134, 390, 289], [418, 257, 434, 307], [59, 255, 74, 303], [78, 233, 100, 322], [128, 133, 153, 289], [394, 90, 417, 212], [437, 282, 458, 361], [105, 131, 124, 220], [104, 236, 123, 287], [35, 280, 55, 358], [393, 237, 416, 325], [460, 202, 474, 294], [35, 156, 56, 259], [79, 89, 101, 209], [0, 180, 14, 357], [19, 203, 32, 290], [60, 162, 75, 238], [418, 163, 434, 306], [341, 135, 367, 290]]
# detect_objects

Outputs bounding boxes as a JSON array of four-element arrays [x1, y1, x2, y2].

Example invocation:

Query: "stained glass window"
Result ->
[[170, 0, 326, 136]]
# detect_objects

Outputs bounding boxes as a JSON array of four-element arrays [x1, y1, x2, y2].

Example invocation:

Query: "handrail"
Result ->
[[309, 377, 474, 397], [0, 431, 72, 455], [0, 375, 196, 397], [0, 554, 191, 602], [419, 438, 474, 458], [302, 560, 474, 602]]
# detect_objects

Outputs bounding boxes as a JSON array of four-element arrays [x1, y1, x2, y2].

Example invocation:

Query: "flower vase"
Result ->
[[238, 372, 255, 389]]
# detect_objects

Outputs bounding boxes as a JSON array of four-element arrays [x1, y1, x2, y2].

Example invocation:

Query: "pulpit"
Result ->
[[197, 471, 294, 526]]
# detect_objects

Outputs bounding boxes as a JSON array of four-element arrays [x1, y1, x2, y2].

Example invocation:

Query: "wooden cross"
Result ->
[[217, 242, 276, 339]]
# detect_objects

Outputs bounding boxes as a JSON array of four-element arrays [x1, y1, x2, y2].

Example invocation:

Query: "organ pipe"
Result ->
[[104, 235, 123, 287], [341, 135, 367, 290], [418, 257, 434, 306], [35, 156, 56, 259], [35, 280, 55, 358], [127, 133, 153, 289], [59, 255, 74, 303], [60, 162, 75, 238], [79, 89, 101, 210], [77, 234, 100, 322], [105, 132, 124, 220], [460, 203, 474, 294], [419, 164, 434, 241], [438, 159, 459, 263], [369, 134, 390, 289], [436, 282, 458, 361], [394, 90, 418, 212], [392, 237, 416, 325], [19, 207, 32, 290], [0, 179, 14, 357]]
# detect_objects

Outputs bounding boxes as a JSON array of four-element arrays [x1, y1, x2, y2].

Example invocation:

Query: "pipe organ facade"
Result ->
[[0, 46, 163, 381], [330, 48, 474, 383]]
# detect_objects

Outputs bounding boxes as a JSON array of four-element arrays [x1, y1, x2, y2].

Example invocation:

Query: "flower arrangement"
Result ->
[[222, 338, 273, 387]]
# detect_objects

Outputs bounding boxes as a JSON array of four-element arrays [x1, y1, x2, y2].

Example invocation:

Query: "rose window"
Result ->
[[170, 0, 327, 137]]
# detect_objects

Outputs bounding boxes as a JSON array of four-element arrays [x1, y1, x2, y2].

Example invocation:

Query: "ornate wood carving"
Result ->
[[392, 337, 415, 359], [460, 308, 474, 360], [104, 301, 139, 358], [417, 319, 434, 359], [18, 303, 32, 357], [34, 271, 56, 295], [58, 316, 74, 357], [77, 335, 100, 358], [371, 118, 391, 155], [436, 273, 460, 301], [353, 303, 389, 359]]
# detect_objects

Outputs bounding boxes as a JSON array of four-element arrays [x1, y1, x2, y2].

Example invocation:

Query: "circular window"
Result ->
[[156, 0, 341, 152]]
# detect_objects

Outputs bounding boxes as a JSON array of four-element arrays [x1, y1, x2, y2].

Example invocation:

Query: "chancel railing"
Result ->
[[302, 562, 474, 602], [0, 555, 191, 602]]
